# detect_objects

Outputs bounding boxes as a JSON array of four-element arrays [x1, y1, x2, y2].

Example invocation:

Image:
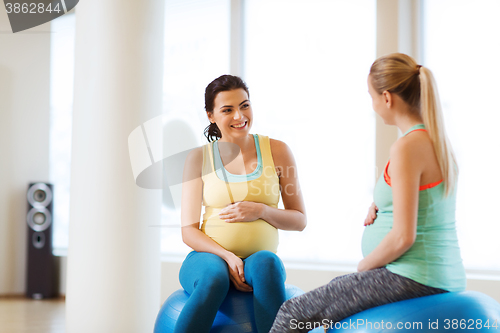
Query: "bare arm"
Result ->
[[218, 139, 307, 231], [357, 140, 420, 272], [261, 139, 306, 230], [181, 148, 252, 292]]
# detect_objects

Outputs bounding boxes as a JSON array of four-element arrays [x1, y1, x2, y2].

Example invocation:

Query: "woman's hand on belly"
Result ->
[[219, 201, 264, 223], [224, 251, 253, 292], [364, 202, 379, 226]]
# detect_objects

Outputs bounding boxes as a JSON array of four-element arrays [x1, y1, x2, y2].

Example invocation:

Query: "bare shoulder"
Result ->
[[269, 138, 295, 162], [390, 131, 434, 166], [269, 138, 296, 178], [185, 146, 203, 163], [183, 146, 204, 178], [269, 138, 290, 152]]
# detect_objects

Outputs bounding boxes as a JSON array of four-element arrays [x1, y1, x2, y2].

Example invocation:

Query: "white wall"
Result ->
[[0, 9, 51, 295]]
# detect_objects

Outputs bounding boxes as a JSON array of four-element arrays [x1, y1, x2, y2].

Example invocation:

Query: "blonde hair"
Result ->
[[369, 53, 457, 195]]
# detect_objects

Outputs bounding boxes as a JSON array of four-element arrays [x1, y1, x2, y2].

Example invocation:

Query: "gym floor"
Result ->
[[0, 296, 65, 333]]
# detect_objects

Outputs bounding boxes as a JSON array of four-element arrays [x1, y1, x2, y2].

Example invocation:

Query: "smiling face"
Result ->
[[207, 88, 252, 141]]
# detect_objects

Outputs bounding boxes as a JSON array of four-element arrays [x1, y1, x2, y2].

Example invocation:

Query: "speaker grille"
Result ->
[[27, 183, 52, 208], [27, 207, 52, 232]]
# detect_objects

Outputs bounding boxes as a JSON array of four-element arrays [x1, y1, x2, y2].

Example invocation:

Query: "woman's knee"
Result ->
[[249, 250, 284, 270], [180, 252, 230, 294], [245, 250, 286, 283]]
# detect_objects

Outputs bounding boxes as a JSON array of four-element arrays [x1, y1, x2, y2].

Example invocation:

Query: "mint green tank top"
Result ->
[[361, 124, 466, 292]]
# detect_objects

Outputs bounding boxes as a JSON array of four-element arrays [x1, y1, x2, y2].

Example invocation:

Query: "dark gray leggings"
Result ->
[[269, 268, 447, 333]]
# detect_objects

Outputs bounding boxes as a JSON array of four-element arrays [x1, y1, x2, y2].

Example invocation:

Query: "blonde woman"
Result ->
[[269, 53, 466, 333]]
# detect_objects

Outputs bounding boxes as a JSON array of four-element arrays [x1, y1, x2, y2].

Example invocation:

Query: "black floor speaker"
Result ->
[[26, 182, 56, 299]]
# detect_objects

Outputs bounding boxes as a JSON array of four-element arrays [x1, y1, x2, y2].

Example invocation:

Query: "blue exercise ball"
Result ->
[[154, 284, 305, 333], [325, 291, 500, 332]]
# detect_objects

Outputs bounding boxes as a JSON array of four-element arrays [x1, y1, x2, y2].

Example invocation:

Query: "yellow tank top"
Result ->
[[201, 134, 280, 258]]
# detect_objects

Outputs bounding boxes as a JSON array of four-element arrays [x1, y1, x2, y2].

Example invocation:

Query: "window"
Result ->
[[423, 0, 500, 271], [161, 0, 231, 256], [243, 0, 376, 264], [50, 13, 75, 253]]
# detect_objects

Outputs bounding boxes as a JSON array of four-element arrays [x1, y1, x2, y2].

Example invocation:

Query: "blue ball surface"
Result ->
[[154, 284, 305, 333], [325, 291, 500, 332]]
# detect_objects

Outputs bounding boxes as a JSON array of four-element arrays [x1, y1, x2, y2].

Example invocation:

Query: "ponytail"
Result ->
[[204, 122, 222, 142], [370, 53, 457, 196], [419, 67, 457, 195]]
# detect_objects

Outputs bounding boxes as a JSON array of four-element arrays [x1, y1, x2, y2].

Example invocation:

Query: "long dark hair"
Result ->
[[204, 75, 250, 142]]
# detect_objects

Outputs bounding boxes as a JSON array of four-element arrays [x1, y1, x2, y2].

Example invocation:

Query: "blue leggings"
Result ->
[[174, 250, 287, 333]]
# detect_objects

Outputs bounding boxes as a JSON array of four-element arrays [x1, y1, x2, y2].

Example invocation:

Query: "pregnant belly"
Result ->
[[361, 215, 393, 257], [201, 217, 278, 258]]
